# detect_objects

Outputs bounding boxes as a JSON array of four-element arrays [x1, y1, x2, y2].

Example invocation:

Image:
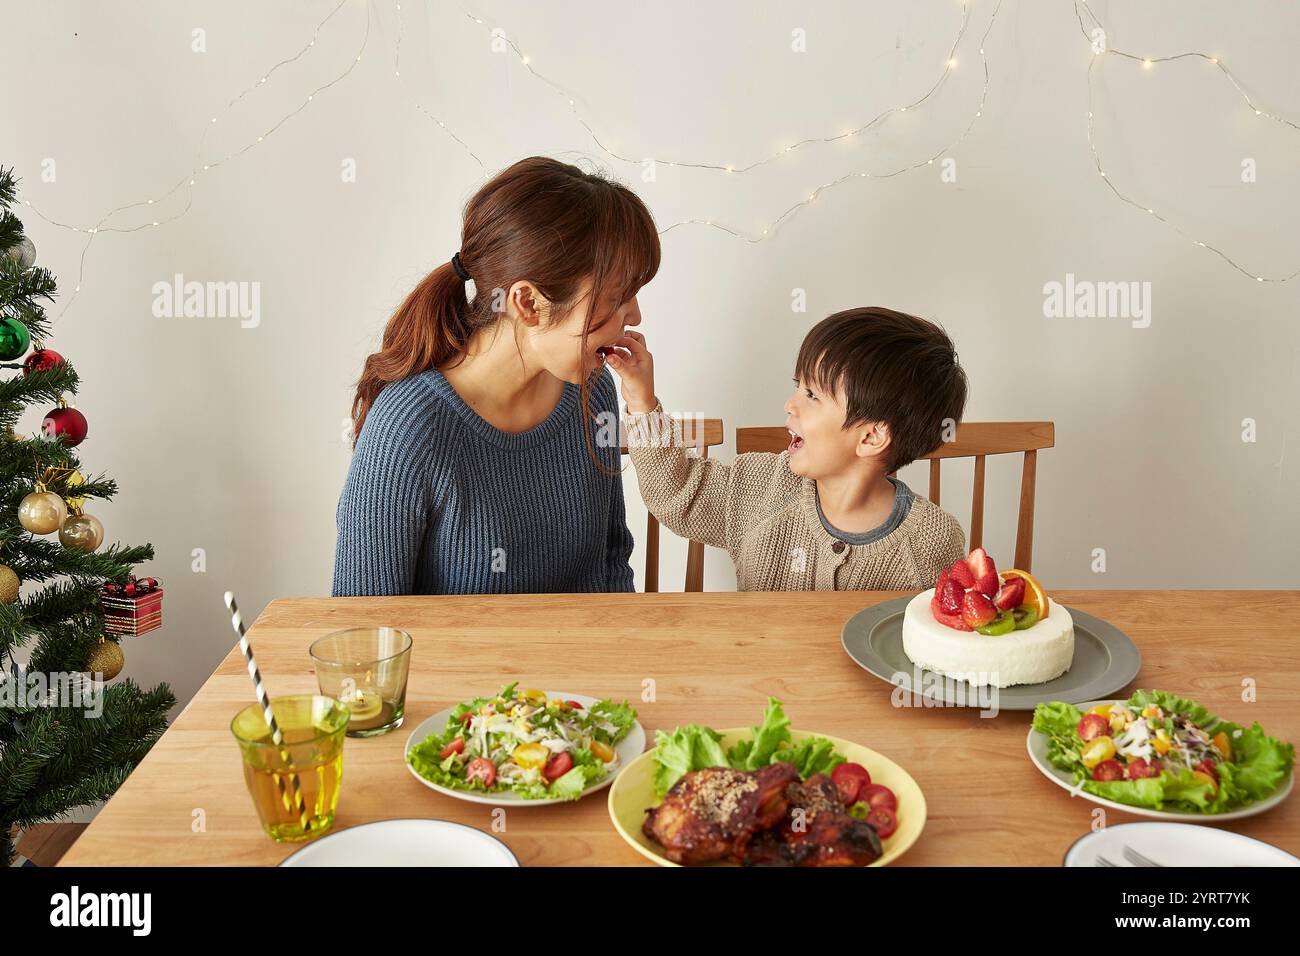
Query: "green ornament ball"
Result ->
[[0, 317, 31, 361]]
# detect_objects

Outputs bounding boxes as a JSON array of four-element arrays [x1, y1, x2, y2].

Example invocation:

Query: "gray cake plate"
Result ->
[[840, 596, 1142, 711]]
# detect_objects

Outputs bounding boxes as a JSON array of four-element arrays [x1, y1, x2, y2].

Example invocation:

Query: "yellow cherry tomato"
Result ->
[[1081, 735, 1117, 769], [590, 740, 616, 763], [1088, 704, 1113, 719], [522, 689, 547, 705], [1213, 731, 1232, 760], [511, 743, 549, 769], [1191, 770, 1219, 793], [1141, 705, 1163, 719], [1153, 732, 1172, 756], [1109, 712, 1130, 734]]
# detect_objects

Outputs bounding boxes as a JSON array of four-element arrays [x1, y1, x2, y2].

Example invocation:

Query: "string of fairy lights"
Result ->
[[392, 2, 488, 171], [19, 0, 372, 317], [448, 0, 997, 242], [1071, 0, 1299, 282], [454, 1, 976, 175], [11, 0, 1300, 301]]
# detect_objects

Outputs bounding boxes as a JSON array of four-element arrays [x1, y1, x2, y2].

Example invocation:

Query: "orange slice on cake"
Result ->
[[1000, 568, 1048, 620]]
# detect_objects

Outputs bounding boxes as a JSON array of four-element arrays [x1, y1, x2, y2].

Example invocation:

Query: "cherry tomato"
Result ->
[[543, 751, 574, 782], [859, 783, 898, 812], [1192, 769, 1219, 794], [438, 736, 465, 760], [1081, 735, 1117, 769], [865, 807, 897, 839], [465, 757, 496, 787], [589, 740, 616, 763], [511, 742, 549, 770], [457, 711, 473, 725], [831, 762, 872, 806], [1091, 759, 1125, 781], [1076, 713, 1109, 742], [1212, 732, 1232, 760], [1193, 758, 1219, 793], [1125, 757, 1161, 779], [565, 700, 585, 710]]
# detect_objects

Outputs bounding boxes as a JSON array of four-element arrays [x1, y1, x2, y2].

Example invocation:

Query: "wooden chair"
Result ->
[[620, 415, 725, 591], [734, 422, 1055, 572]]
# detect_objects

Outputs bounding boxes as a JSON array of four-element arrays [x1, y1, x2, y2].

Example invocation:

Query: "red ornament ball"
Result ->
[[42, 406, 89, 447], [23, 349, 66, 375]]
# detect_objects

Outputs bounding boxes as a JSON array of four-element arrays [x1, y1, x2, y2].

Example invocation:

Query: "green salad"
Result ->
[[1032, 689, 1294, 814], [653, 697, 847, 797], [408, 683, 637, 800]]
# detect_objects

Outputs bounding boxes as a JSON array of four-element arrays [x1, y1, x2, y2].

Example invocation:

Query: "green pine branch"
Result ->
[[1, 163, 172, 863]]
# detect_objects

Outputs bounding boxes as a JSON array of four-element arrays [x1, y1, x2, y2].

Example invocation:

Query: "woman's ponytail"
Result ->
[[349, 261, 468, 447]]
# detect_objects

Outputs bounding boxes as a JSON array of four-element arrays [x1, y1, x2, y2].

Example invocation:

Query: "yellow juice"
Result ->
[[232, 696, 349, 842]]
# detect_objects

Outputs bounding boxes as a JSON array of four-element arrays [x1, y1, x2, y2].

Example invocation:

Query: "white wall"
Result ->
[[2, 0, 1298, 714]]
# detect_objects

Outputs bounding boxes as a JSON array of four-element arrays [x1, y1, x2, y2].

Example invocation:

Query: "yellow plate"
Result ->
[[607, 728, 926, 867]]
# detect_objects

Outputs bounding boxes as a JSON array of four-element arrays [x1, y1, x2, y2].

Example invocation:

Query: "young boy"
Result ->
[[605, 307, 969, 590]]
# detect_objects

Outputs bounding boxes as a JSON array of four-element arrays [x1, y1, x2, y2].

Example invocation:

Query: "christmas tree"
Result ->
[[0, 166, 174, 866]]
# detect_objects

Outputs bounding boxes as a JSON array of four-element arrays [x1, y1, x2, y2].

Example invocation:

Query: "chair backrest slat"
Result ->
[[621, 416, 725, 591], [969, 454, 986, 552], [736, 421, 1053, 573]]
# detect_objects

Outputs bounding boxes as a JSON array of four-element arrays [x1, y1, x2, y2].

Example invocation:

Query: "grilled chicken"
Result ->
[[743, 773, 884, 867], [643, 763, 801, 865]]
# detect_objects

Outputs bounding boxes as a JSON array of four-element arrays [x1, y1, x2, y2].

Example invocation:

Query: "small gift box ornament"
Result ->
[[101, 576, 163, 636]]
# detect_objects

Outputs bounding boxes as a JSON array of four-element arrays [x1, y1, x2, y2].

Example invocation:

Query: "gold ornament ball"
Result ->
[[86, 639, 125, 681], [66, 470, 87, 510], [18, 491, 67, 534], [0, 565, 19, 604], [60, 513, 104, 552]]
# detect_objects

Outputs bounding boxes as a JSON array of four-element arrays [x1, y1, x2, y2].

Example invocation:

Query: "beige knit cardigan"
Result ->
[[622, 401, 967, 591]]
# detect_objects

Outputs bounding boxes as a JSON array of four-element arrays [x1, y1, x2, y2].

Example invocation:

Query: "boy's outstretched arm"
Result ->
[[605, 330, 734, 550]]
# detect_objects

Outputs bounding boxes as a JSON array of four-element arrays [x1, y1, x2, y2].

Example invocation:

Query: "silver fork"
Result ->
[[1096, 854, 1118, 867], [1123, 845, 1163, 867]]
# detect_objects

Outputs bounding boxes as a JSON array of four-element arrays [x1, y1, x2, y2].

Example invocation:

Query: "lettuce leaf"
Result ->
[[772, 735, 846, 778], [726, 697, 792, 770], [652, 697, 850, 794], [653, 724, 730, 797], [588, 698, 637, 744]]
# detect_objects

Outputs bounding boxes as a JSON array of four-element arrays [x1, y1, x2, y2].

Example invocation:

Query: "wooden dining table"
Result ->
[[59, 590, 1300, 866]]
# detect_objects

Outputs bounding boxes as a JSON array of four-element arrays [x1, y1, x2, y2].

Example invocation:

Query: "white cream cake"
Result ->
[[901, 589, 1075, 688]]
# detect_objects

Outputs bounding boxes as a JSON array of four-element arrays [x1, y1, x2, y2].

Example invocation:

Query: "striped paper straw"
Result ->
[[224, 591, 311, 833]]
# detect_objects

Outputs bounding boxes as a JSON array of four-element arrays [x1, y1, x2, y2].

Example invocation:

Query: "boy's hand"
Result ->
[[604, 329, 657, 414]]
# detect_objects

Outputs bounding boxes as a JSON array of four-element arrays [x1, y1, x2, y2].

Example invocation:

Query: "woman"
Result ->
[[332, 157, 659, 595]]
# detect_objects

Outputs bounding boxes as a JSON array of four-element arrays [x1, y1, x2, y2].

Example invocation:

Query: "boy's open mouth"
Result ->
[[788, 429, 805, 454]]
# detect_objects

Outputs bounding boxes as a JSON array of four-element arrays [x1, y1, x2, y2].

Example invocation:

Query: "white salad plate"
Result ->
[[1064, 821, 1299, 867], [279, 819, 518, 867], [1027, 699, 1294, 822], [404, 692, 646, 807]]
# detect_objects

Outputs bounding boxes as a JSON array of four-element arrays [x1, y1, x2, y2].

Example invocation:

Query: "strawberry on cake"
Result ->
[[901, 548, 1074, 689]]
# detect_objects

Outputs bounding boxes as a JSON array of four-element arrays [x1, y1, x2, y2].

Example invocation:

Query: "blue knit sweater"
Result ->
[[332, 367, 635, 596]]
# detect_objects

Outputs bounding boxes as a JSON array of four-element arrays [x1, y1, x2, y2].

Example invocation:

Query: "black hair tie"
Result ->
[[450, 252, 470, 281]]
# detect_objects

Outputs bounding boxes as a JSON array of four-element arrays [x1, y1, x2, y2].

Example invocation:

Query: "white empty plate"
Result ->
[[1064, 821, 1299, 867], [279, 819, 518, 867]]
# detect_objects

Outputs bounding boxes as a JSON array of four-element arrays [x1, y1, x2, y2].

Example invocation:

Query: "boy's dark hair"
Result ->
[[795, 307, 968, 472]]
